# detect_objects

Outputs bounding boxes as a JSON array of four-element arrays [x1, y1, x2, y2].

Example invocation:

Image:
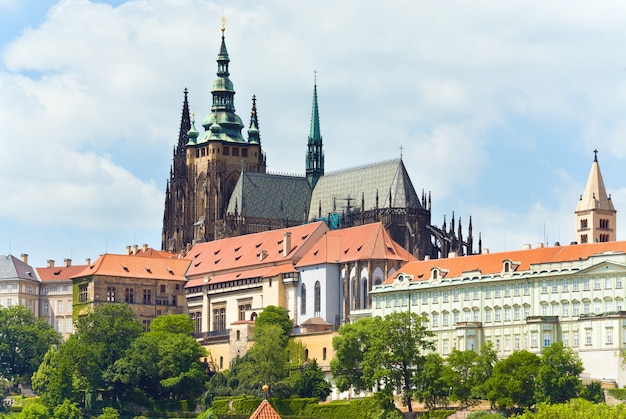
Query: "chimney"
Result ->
[[143, 244, 148, 252], [47, 259, 55, 268], [536, 243, 544, 249], [259, 250, 267, 261], [283, 232, 292, 257], [448, 251, 457, 258], [523, 244, 531, 250], [126, 245, 131, 255], [482, 248, 490, 254], [133, 244, 139, 255], [85, 258, 91, 265], [424, 255, 431, 261], [64, 258, 72, 267], [20, 253, 28, 264]]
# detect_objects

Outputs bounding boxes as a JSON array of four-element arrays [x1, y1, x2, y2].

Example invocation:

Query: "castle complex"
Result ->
[[161, 26, 476, 261]]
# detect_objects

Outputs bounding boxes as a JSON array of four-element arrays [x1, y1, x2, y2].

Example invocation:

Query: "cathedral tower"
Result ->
[[162, 24, 266, 254], [575, 150, 616, 244], [306, 77, 324, 188]]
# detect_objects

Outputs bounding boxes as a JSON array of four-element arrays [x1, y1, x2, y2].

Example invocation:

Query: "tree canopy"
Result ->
[[0, 305, 59, 382], [485, 350, 540, 413], [534, 342, 584, 404]]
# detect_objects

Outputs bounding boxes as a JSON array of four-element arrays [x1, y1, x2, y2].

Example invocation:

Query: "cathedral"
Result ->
[[161, 25, 477, 260]]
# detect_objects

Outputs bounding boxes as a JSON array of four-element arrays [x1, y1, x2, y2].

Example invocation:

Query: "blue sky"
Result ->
[[2, 0, 626, 267]]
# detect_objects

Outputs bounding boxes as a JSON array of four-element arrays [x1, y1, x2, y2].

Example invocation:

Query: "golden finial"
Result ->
[[221, 15, 226, 33]]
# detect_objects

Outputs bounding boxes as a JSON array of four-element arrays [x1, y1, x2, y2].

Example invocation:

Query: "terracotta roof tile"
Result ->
[[74, 253, 190, 281], [37, 265, 88, 282], [249, 400, 281, 419], [297, 222, 416, 267], [185, 222, 329, 278], [387, 241, 626, 284]]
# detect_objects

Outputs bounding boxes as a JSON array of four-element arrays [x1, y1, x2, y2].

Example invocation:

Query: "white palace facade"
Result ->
[[372, 153, 626, 386]]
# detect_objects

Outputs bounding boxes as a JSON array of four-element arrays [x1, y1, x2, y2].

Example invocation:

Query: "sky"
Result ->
[[2, 0, 626, 268]]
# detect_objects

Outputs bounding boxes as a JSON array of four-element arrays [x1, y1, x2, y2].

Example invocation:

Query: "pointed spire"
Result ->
[[576, 150, 615, 212], [176, 88, 191, 155], [306, 72, 324, 188], [248, 95, 261, 144]]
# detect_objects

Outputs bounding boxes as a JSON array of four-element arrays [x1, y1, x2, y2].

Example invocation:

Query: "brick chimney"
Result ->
[[47, 259, 55, 268], [64, 258, 72, 267], [126, 245, 132, 255], [20, 253, 28, 264], [85, 258, 91, 265], [283, 232, 292, 257]]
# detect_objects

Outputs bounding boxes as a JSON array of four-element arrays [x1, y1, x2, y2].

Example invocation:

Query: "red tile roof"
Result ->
[[129, 247, 178, 259], [296, 222, 416, 267], [37, 265, 88, 282], [184, 222, 329, 279], [387, 241, 626, 284], [72, 253, 190, 281], [249, 400, 281, 419]]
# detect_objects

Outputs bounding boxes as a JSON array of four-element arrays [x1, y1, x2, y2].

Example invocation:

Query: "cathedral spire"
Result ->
[[200, 23, 245, 143], [306, 72, 324, 188], [176, 88, 191, 155], [248, 95, 261, 144], [575, 150, 616, 243]]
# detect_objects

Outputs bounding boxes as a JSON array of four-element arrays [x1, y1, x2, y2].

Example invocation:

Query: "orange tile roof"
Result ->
[[184, 222, 329, 278], [296, 222, 416, 267], [37, 265, 89, 282], [129, 247, 179, 259], [249, 400, 282, 419], [185, 262, 299, 288], [387, 241, 626, 284], [73, 253, 190, 281]]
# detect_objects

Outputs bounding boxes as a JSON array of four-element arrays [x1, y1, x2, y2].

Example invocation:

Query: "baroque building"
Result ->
[[162, 26, 476, 261]]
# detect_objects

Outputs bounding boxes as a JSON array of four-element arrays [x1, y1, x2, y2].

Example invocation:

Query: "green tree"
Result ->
[[580, 381, 604, 404], [31, 344, 77, 409], [19, 402, 51, 419], [331, 317, 378, 393], [254, 305, 293, 338], [471, 341, 497, 400], [445, 349, 480, 408], [52, 399, 81, 419], [332, 312, 434, 413], [96, 407, 119, 419], [109, 317, 208, 400], [293, 359, 332, 401], [535, 342, 583, 404], [484, 350, 540, 413], [516, 398, 626, 419], [246, 323, 289, 387], [149, 314, 194, 335], [0, 305, 59, 382], [415, 352, 450, 410], [69, 304, 143, 402]]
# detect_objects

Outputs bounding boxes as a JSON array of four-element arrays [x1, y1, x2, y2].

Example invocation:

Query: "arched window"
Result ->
[[314, 281, 321, 316], [323, 347, 327, 360], [304, 349, 309, 361], [362, 278, 369, 308], [352, 278, 359, 310], [300, 283, 306, 315]]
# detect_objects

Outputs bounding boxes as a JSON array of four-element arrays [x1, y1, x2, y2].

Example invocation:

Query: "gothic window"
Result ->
[[580, 219, 588, 229], [300, 283, 306, 315], [581, 234, 588, 244], [352, 278, 359, 310], [213, 307, 226, 331], [362, 278, 369, 309], [314, 281, 321, 316]]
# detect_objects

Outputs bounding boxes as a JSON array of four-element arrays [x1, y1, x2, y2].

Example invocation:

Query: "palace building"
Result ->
[[161, 25, 477, 261]]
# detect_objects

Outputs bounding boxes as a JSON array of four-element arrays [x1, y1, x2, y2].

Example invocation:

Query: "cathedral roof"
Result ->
[[576, 152, 615, 213], [309, 158, 421, 219], [226, 172, 312, 221], [382, 241, 626, 285], [296, 222, 416, 267]]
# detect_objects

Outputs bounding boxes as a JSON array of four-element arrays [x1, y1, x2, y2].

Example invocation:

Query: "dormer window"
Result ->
[[432, 270, 439, 280], [504, 261, 510, 273]]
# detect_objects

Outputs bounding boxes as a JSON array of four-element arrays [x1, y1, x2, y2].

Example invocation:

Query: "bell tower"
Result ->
[[575, 150, 616, 244]]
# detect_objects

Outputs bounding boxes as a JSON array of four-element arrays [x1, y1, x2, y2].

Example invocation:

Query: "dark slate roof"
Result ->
[[226, 172, 312, 221], [0, 255, 39, 282], [309, 159, 421, 219]]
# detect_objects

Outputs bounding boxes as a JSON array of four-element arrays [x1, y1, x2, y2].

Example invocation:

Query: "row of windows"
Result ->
[[78, 285, 179, 305], [301, 282, 322, 315], [51, 317, 74, 334], [194, 145, 252, 158], [42, 300, 72, 314]]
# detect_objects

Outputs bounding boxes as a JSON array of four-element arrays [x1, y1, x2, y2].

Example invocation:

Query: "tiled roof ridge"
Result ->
[[321, 158, 401, 177], [262, 171, 306, 179]]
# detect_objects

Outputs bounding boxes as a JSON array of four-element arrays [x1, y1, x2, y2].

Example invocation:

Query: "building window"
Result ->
[[223, 146, 229, 156], [464, 288, 470, 301], [541, 282, 548, 293], [514, 306, 520, 320], [125, 288, 134, 303], [66, 318, 73, 333], [505, 336, 511, 351], [524, 282, 530, 296], [464, 309, 470, 322], [585, 330, 592, 346], [473, 309, 479, 322], [594, 278, 601, 290], [431, 312, 439, 327], [562, 280, 569, 291], [220, 356, 224, 369], [315, 281, 322, 315], [504, 307, 511, 321], [524, 305, 530, 318], [606, 300, 613, 312], [453, 289, 459, 302], [300, 283, 306, 314], [573, 331, 579, 347], [56, 319, 62, 332], [142, 319, 150, 332], [242, 148, 248, 157], [552, 281, 558, 293], [239, 303, 252, 321], [514, 335, 520, 350], [495, 307, 501, 322], [422, 292, 428, 305], [143, 289, 152, 304], [606, 328, 613, 345], [28, 286, 33, 294], [43, 302, 49, 314], [79, 285, 88, 303], [485, 309, 492, 323], [573, 280, 579, 292], [473, 288, 479, 300], [580, 219, 588, 229], [495, 286, 501, 298], [107, 287, 116, 302], [584, 302, 590, 314], [44, 287, 50, 295], [232, 147, 239, 157], [443, 312, 449, 327], [504, 285, 510, 297], [552, 304, 559, 316], [581, 234, 588, 244], [453, 311, 459, 325], [563, 333, 569, 347], [583, 280, 590, 291], [305, 349, 309, 361], [543, 331, 551, 347], [531, 332, 538, 348], [541, 304, 548, 316], [617, 299, 623, 311], [160, 284, 166, 293], [486, 287, 491, 299], [213, 307, 226, 331], [323, 347, 327, 360], [236, 330, 241, 341], [562, 303, 569, 317], [617, 278, 623, 289], [443, 290, 449, 303], [443, 340, 449, 355], [514, 284, 520, 297], [57, 301, 62, 313]]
